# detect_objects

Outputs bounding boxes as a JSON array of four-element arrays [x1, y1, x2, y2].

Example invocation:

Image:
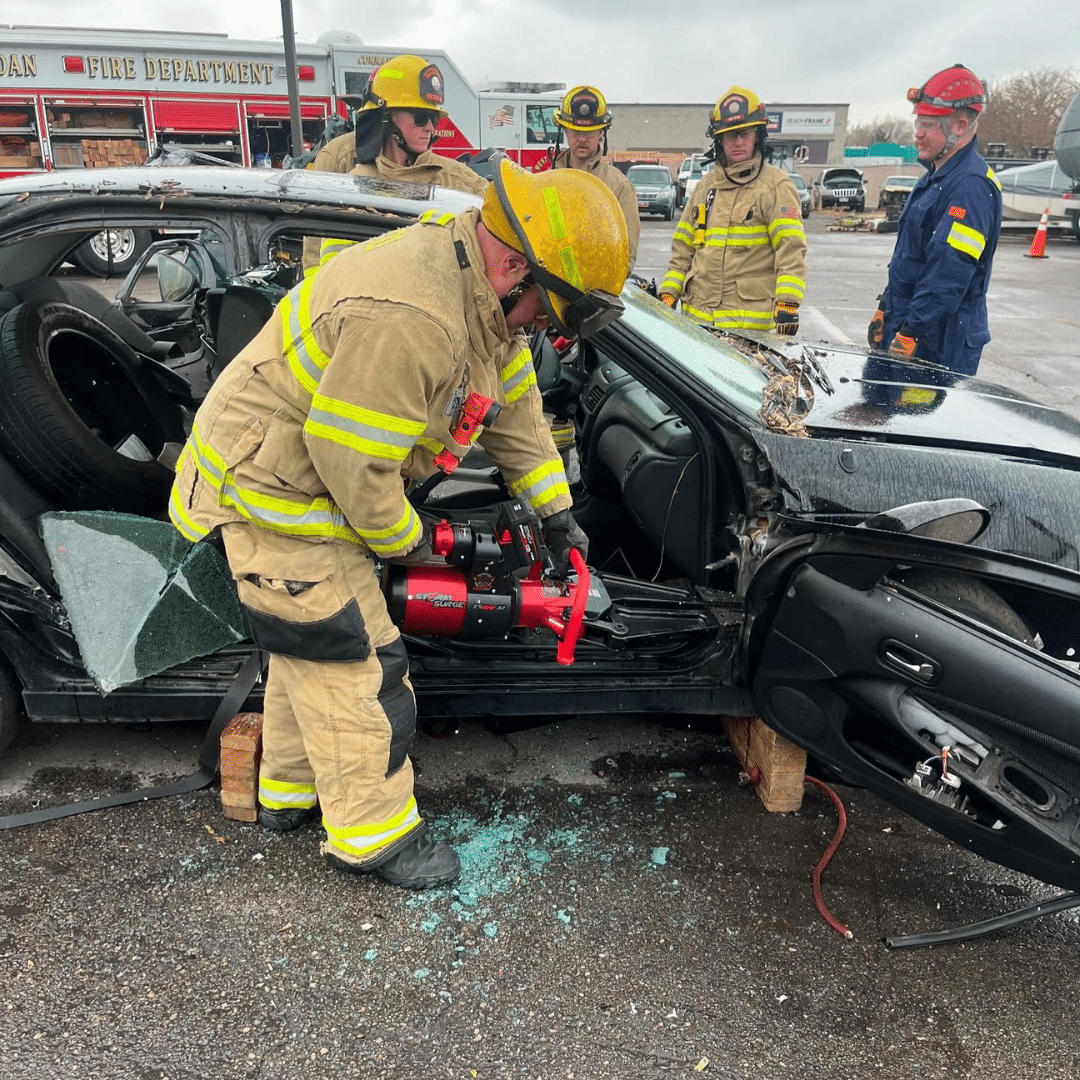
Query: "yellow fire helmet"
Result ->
[[553, 85, 613, 132], [359, 54, 447, 114], [708, 86, 768, 138], [482, 156, 628, 338]]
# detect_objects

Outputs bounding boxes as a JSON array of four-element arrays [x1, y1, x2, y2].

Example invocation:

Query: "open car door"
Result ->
[[746, 518, 1080, 892]]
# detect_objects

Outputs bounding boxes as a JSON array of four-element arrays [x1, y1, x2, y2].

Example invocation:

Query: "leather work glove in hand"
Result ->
[[661, 294, 678, 308], [868, 307, 885, 347], [773, 301, 800, 336], [384, 511, 441, 565], [384, 536, 434, 566], [541, 509, 589, 579], [887, 328, 918, 359]]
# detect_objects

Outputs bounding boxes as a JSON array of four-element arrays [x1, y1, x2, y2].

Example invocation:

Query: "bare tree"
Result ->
[[845, 115, 912, 148], [979, 67, 1080, 156]]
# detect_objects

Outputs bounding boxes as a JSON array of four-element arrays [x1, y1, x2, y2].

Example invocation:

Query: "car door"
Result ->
[[744, 521, 1080, 892]]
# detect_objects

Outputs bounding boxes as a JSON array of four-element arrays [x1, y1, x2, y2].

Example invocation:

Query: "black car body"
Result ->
[[2, 166, 1080, 892]]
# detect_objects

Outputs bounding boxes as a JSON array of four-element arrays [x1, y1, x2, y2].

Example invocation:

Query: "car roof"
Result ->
[[0, 165, 482, 217]]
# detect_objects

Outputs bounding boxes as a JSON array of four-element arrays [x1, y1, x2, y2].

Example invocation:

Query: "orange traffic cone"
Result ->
[[1025, 206, 1050, 258]]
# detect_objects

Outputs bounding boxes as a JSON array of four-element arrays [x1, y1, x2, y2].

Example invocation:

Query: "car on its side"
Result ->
[[626, 164, 676, 221], [786, 172, 811, 218], [2, 165, 1080, 894], [813, 166, 866, 212]]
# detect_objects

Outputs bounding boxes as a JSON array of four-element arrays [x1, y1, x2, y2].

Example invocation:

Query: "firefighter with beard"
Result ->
[[660, 87, 807, 335], [303, 54, 487, 270], [867, 64, 1001, 375], [549, 85, 640, 273], [170, 159, 628, 890]]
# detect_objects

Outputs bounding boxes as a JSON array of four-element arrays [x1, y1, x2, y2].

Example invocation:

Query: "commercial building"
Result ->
[[605, 101, 850, 174]]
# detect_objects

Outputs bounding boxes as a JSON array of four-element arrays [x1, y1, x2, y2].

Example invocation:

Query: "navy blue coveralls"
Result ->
[[881, 139, 1002, 376]]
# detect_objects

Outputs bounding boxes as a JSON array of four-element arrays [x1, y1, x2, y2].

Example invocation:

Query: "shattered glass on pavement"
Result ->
[[41, 511, 249, 693]]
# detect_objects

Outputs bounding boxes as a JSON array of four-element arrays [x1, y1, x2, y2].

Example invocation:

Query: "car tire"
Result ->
[[0, 301, 185, 513], [855, 201, 865, 213], [1070, 211, 1080, 243], [70, 228, 152, 278], [894, 570, 1034, 645], [0, 656, 21, 758]]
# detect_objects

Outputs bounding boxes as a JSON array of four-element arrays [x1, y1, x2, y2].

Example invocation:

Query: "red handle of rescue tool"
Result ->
[[556, 548, 590, 666]]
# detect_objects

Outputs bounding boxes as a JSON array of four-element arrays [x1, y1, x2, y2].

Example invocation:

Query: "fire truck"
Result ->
[[0, 26, 562, 270]]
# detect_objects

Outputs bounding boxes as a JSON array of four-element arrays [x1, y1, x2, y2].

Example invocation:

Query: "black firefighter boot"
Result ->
[[325, 824, 460, 890], [258, 804, 321, 832]]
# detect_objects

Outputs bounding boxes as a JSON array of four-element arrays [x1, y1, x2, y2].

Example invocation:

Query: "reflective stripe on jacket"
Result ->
[[660, 156, 807, 331], [880, 140, 1002, 375], [171, 208, 570, 555], [551, 148, 641, 273]]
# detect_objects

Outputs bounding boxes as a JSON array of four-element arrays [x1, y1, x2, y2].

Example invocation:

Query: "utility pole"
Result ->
[[279, 0, 304, 157]]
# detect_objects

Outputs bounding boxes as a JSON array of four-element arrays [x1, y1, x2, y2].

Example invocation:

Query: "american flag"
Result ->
[[489, 105, 515, 129]]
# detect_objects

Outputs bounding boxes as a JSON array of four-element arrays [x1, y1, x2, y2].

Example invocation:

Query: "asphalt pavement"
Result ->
[[3, 215, 1080, 1079]]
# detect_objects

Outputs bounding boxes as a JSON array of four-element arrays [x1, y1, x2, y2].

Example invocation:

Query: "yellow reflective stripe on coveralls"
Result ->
[[259, 775, 318, 811], [180, 419, 362, 543], [509, 459, 570, 512], [701, 225, 769, 248], [323, 795, 421, 862], [672, 220, 695, 248], [660, 269, 686, 293], [946, 220, 986, 259], [281, 277, 331, 395], [355, 502, 422, 556], [306, 394, 426, 460], [168, 445, 209, 541], [769, 216, 805, 244], [681, 302, 774, 330], [501, 345, 536, 404], [775, 273, 806, 301]]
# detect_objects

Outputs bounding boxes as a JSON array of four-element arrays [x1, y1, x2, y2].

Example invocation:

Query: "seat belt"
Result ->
[[0, 650, 267, 831]]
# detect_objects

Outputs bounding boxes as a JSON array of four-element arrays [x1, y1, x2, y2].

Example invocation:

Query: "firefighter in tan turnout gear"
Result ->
[[169, 159, 629, 890], [660, 87, 807, 335], [549, 85, 640, 274], [302, 53, 488, 271]]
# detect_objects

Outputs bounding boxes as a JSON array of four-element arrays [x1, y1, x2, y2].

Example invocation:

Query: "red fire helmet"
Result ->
[[907, 64, 987, 116]]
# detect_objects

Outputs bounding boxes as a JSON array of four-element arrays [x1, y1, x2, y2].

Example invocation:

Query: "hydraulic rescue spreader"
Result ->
[[382, 500, 591, 665]]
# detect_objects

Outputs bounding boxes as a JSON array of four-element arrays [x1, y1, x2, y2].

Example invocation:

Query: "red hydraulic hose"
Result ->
[[804, 775, 853, 939]]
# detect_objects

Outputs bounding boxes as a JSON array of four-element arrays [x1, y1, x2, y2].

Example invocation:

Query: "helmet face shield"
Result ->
[[534, 275, 624, 339], [484, 156, 629, 337]]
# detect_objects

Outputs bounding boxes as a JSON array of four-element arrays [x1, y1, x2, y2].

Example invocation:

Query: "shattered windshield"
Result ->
[[618, 287, 769, 417]]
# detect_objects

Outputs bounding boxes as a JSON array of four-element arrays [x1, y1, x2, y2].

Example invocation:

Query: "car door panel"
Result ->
[[749, 538, 1080, 891]]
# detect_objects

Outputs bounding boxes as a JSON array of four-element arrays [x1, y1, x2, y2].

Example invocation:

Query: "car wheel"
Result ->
[[0, 301, 185, 513], [0, 656, 20, 758], [855, 201, 865, 213], [894, 570, 1034, 645], [70, 228, 152, 278], [1070, 211, 1080, 243]]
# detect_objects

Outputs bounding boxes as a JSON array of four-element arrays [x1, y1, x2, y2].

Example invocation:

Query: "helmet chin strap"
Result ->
[[925, 114, 969, 165], [387, 119, 425, 166]]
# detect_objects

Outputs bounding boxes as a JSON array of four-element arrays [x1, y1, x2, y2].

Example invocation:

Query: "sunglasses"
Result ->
[[406, 109, 441, 128]]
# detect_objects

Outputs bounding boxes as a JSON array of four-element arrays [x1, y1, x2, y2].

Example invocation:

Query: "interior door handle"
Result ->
[[879, 639, 939, 684]]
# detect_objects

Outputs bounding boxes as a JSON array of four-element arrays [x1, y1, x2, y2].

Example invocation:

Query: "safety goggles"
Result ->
[[405, 109, 441, 128]]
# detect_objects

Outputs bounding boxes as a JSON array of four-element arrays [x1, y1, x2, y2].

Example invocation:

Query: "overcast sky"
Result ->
[[4, 1, 1077, 123]]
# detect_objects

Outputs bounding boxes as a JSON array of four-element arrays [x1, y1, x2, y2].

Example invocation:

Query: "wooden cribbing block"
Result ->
[[722, 715, 807, 812], [219, 711, 263, 822]]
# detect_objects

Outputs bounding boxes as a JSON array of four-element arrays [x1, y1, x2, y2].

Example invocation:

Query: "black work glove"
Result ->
[[868, 307, 885, 347], [541, 509, 589, 579], [384, 537, 434, 566], [384, 512, 441, 565], [773, 301, 799, 337]]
